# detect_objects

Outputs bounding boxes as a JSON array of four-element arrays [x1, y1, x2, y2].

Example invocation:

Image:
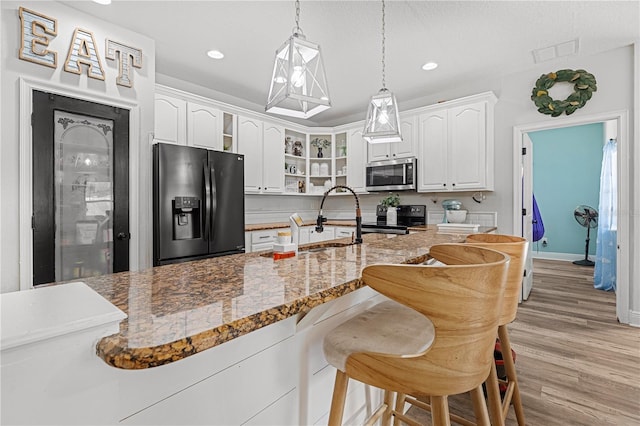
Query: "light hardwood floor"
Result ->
[[405, 259, 640, 425]]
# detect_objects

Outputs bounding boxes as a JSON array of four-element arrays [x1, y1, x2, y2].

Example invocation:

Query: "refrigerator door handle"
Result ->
[[203, 163, 211, 240], [210, 166, 217, 240]]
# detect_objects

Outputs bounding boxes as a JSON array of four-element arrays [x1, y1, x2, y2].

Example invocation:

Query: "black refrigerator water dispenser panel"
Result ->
[[172, 197, 201, 240]]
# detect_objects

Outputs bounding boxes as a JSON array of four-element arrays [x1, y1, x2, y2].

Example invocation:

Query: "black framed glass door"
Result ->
[[32, 90, 130, 285]]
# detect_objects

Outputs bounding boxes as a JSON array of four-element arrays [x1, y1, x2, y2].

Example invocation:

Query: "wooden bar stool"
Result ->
[[394, 235, 528, 426], [322, 244, 509, 426], [465, 234, 529, 426]]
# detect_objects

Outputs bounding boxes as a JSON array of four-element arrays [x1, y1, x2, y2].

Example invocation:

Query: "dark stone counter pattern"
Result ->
[[83, 226, 493, 369]]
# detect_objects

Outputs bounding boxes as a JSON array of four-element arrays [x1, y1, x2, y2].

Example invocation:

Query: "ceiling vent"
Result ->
[[532, 38, 580, 64]]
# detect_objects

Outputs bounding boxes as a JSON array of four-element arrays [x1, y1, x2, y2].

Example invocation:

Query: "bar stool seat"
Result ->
[[322, 244, 510, 426], [324, 299, 435, 372]]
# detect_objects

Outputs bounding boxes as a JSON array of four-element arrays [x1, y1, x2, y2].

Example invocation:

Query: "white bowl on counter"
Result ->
[[445, 209, 467, 223]]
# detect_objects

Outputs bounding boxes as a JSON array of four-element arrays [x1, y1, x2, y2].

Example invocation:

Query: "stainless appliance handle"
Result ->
[[403, 164, 407, 184], [210, 165, 217, 240], [203, 164, 211, 240]]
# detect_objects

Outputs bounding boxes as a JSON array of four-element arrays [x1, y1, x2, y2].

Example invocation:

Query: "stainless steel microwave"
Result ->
[[365, 157, 417, 191]]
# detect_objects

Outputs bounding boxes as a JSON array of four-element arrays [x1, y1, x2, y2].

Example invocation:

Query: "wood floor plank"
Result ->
[[405, 259, 640, 425]]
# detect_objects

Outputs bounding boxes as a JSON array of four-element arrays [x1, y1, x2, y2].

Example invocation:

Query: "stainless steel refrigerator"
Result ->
[[153, 143, 245, 266]]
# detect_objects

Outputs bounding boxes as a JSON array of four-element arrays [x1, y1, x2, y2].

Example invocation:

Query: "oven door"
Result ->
[[365, 158, 416, 191]]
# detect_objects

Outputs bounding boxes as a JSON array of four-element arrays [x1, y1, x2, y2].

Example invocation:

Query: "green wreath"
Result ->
[[531, 69, 597, 117]]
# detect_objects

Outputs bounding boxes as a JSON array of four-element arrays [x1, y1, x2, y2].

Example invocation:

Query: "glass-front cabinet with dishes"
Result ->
[[284, 129, 307, 193], [334, 132, 348, 192], [308, 134, 332, 195]]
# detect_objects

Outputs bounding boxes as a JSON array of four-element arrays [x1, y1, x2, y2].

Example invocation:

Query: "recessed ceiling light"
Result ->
[[92, 0, 111, 5], [422, 62, 438, 71], [207, 50, 224, 60]]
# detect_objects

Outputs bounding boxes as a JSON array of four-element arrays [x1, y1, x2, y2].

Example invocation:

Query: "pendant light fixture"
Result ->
[[363, 0, 402, 144], [266, 0, 331, 119]]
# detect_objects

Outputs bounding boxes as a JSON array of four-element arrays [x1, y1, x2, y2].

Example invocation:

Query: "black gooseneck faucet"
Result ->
[[315, 185, 363, 244]]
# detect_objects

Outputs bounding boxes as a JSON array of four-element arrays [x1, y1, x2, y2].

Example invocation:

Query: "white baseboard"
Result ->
[[532, 251, 590, 262], [628, 310, 640, 327]]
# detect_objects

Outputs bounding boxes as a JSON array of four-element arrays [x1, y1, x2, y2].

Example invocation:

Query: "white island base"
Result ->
[[2, 283, 387, 425]]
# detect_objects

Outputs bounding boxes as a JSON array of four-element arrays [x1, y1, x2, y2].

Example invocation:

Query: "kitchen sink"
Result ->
[[260, 241, 355, 257], [298, 242, 353, 253]]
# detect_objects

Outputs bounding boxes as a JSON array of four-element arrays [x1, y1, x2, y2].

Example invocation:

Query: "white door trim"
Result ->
[[19, 77, 140, 290], [512, 110, 630, 324]]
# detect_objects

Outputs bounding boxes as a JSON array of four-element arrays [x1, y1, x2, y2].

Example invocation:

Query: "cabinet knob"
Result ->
[[392, 154, 396, 157], [452, 183, 456, 187], [443, 183, 446, 187]]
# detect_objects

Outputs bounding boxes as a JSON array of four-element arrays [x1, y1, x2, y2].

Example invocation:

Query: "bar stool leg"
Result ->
[[393, 393, 406, 426], [430, 395, 451, 426], [470, 385, 491, 426], [328, 370, 349, 426], [498, 325, 526, 426], [485, 360, 505, 426], [381, 390, 394, 426]]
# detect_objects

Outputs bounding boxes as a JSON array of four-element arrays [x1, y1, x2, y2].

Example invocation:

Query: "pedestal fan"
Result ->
[[573, 205, 598, 266]]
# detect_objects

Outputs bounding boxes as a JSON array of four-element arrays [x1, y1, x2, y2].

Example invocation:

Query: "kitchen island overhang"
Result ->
[[85, 226, 494, 369]]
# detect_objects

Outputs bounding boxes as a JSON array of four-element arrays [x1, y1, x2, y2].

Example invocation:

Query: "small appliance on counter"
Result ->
[[362, 205, 426, 234], [441, 199, 467, 223], [272, 228, 297, 260]]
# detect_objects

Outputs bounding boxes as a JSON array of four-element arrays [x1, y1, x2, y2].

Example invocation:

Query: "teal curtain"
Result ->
[[594, 139, 617, 291]]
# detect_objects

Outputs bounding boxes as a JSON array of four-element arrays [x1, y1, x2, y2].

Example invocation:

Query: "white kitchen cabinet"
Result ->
[[334, 226, 356, 239], [186, 101, 222, 150], [310, 226, 335, 243], [346, 127, 368, 193], [418, 93, 495, 192], [262, 123, 286, 193], [122, 333, 298, 425], [246, 229, 279, 252], [297, 226, 336, 245], [367, 114, 417, 163], [238, 116, 284, 194], [154, 93, 186, 145]]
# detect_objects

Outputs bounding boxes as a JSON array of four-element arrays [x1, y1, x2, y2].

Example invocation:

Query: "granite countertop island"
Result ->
[[82, 226, 494, 369]]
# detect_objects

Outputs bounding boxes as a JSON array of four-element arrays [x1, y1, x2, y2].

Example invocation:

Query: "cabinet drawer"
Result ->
[[251, 229, 278, 244], [334, 227, 355, 238]]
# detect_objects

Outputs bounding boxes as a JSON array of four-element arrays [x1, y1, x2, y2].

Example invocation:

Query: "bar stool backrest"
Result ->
[[465, 234, 529, 325], [355, 244, 509, 397]]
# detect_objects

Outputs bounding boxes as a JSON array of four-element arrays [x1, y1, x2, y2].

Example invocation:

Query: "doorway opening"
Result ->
[[513, 111, 629, 322]]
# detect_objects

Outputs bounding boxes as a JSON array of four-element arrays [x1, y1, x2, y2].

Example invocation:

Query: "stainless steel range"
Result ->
[[362, 205, 426, 234]]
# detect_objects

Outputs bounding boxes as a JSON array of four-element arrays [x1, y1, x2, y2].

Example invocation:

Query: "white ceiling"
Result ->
[[62, 1, 640, 127]]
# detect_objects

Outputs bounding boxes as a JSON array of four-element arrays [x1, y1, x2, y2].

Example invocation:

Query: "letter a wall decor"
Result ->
[[64, 28, 105, 80]]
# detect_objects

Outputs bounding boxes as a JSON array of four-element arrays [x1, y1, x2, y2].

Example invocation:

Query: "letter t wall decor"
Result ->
[[106, 39, 143, 88]]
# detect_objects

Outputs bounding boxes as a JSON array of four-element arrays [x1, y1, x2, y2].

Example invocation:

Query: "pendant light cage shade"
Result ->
[[266, 33, 331, 119], [363, 88, 402, 143]]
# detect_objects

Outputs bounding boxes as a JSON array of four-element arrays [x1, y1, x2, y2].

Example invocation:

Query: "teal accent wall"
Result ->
[[529, 123, 603, 255]]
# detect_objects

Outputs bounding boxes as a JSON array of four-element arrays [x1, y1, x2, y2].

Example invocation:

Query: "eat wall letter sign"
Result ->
[[18, 7, 143, 88]]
